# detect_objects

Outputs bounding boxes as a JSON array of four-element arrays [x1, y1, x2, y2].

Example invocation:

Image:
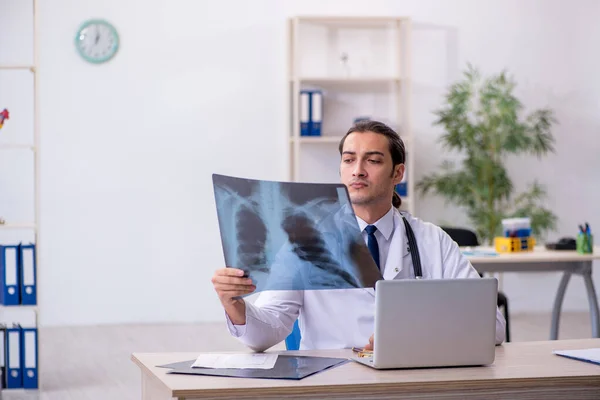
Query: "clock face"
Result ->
[[75, 19, 119, 64]]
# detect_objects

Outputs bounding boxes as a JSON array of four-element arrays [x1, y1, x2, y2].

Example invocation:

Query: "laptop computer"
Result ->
[[352, 278, 498, 369]]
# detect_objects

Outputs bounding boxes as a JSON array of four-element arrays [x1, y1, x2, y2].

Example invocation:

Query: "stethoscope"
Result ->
[[401, 215, 423, 279]]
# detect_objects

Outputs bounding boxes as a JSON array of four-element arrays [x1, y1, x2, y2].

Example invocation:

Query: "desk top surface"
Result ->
[[132, 339, 600, 398], [462, 246, 600, 264]]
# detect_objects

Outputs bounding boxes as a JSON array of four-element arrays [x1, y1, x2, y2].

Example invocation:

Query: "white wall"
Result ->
[[1, 0, 599, 326]]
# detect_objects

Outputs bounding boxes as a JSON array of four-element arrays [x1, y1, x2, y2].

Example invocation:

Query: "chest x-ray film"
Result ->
[[212, 174, 382, 293]]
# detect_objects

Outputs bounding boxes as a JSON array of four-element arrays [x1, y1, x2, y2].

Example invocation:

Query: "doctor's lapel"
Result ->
[[382, 212, 411, 280]]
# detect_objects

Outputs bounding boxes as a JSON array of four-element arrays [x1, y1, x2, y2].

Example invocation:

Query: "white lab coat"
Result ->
[[227, 209, 506, 351]]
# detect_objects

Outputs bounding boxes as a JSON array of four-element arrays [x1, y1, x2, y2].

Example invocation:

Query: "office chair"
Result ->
[[440, 226, 511, 342], [285, 319, 301, 350]]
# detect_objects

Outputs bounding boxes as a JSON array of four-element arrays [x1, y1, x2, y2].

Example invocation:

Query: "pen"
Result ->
[[352, 347, 373, 358]]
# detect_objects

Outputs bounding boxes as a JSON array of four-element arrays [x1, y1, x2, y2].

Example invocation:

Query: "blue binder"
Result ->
[[0, 245, 20, 306], [21, 327, 37, 389], [395, 182, 407, 197], [300, 90, 310, 136], [5, 325, 22, 388], [310, 90, 322, 136], [19, 244, 37, 305], [395, 158, 408, 197]]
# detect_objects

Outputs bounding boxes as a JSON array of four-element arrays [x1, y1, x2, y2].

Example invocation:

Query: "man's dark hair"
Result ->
[[338, 120, 406, 208]]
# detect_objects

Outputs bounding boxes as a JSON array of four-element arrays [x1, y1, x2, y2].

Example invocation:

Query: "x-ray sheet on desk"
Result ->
[[212, 174, 382, 293]]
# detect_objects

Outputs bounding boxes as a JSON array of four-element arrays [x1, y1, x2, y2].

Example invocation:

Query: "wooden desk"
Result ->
[[464, 246, 600, 340], [132, 339, 600, 400]]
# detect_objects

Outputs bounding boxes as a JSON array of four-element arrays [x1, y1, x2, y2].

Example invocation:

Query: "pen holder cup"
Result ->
[[576, 233, 593, 254]]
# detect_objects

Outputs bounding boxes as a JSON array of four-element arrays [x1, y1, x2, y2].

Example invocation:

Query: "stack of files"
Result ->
[[0, 324, 38, 389], [157, 354, 347, 380], [300, 90, 323, 136], [0, 243, 37, 306]]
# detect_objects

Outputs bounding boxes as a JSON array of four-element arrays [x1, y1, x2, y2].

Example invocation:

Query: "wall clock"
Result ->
[[75, 19, 119, 64]]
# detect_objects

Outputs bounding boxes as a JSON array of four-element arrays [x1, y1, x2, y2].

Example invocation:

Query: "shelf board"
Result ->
[[291, 136, 342, 144], [0, 65, 35, 71], [0, 144, 35, 151], [295, 16, 407, 27], [292, 135, 411, 146], [295, 77, 401, 84], [0, 305, 38, 310], [0, 223, 37, 230]]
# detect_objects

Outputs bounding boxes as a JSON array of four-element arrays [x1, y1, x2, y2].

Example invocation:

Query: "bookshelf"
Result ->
[[0, 0, 40, 391], [287, 16, 414, 214]]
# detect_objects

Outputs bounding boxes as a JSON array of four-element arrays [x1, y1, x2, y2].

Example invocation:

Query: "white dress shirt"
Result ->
[[356, 206, 396, 276]]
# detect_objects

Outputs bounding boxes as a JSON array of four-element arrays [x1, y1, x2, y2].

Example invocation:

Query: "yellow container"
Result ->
[[494, 236, 536, 253]]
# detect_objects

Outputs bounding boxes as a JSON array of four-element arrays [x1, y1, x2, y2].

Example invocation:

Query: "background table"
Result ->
[[464, 246, 600, 339]]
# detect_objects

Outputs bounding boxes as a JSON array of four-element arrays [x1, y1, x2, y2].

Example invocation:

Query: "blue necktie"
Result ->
[[365, 225, 380, 270]]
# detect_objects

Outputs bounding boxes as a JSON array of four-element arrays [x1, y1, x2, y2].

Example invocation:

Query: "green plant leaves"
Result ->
[[417, 65, 558, 245]]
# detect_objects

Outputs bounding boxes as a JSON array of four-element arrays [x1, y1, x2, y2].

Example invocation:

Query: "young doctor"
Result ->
[[211, 120, 506, 352]]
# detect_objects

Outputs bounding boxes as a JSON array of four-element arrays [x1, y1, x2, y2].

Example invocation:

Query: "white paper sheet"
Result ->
[[553, 348, 600, 365], [192, 354, 278, 369]]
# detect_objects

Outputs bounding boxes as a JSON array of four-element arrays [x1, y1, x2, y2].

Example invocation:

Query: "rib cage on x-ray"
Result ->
[[280, 211, 359, 288], [212, 174, 381, 292]]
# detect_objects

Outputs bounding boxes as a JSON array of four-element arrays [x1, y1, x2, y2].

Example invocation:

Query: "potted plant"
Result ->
[[416, 64, 557, 245]]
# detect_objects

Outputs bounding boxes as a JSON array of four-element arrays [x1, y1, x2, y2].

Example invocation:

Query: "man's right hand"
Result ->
[[364, 334, 374, 351], [211, 267, 256, 325]]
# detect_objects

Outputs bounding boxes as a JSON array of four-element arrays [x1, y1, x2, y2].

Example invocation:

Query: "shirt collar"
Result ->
[[356, 206, 395, 241]]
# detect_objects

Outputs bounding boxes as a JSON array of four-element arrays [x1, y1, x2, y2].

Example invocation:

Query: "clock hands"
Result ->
[[77, 20, 118, 62]]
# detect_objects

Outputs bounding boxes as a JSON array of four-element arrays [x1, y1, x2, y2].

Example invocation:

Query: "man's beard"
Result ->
[[349, 191, 378, 206]]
